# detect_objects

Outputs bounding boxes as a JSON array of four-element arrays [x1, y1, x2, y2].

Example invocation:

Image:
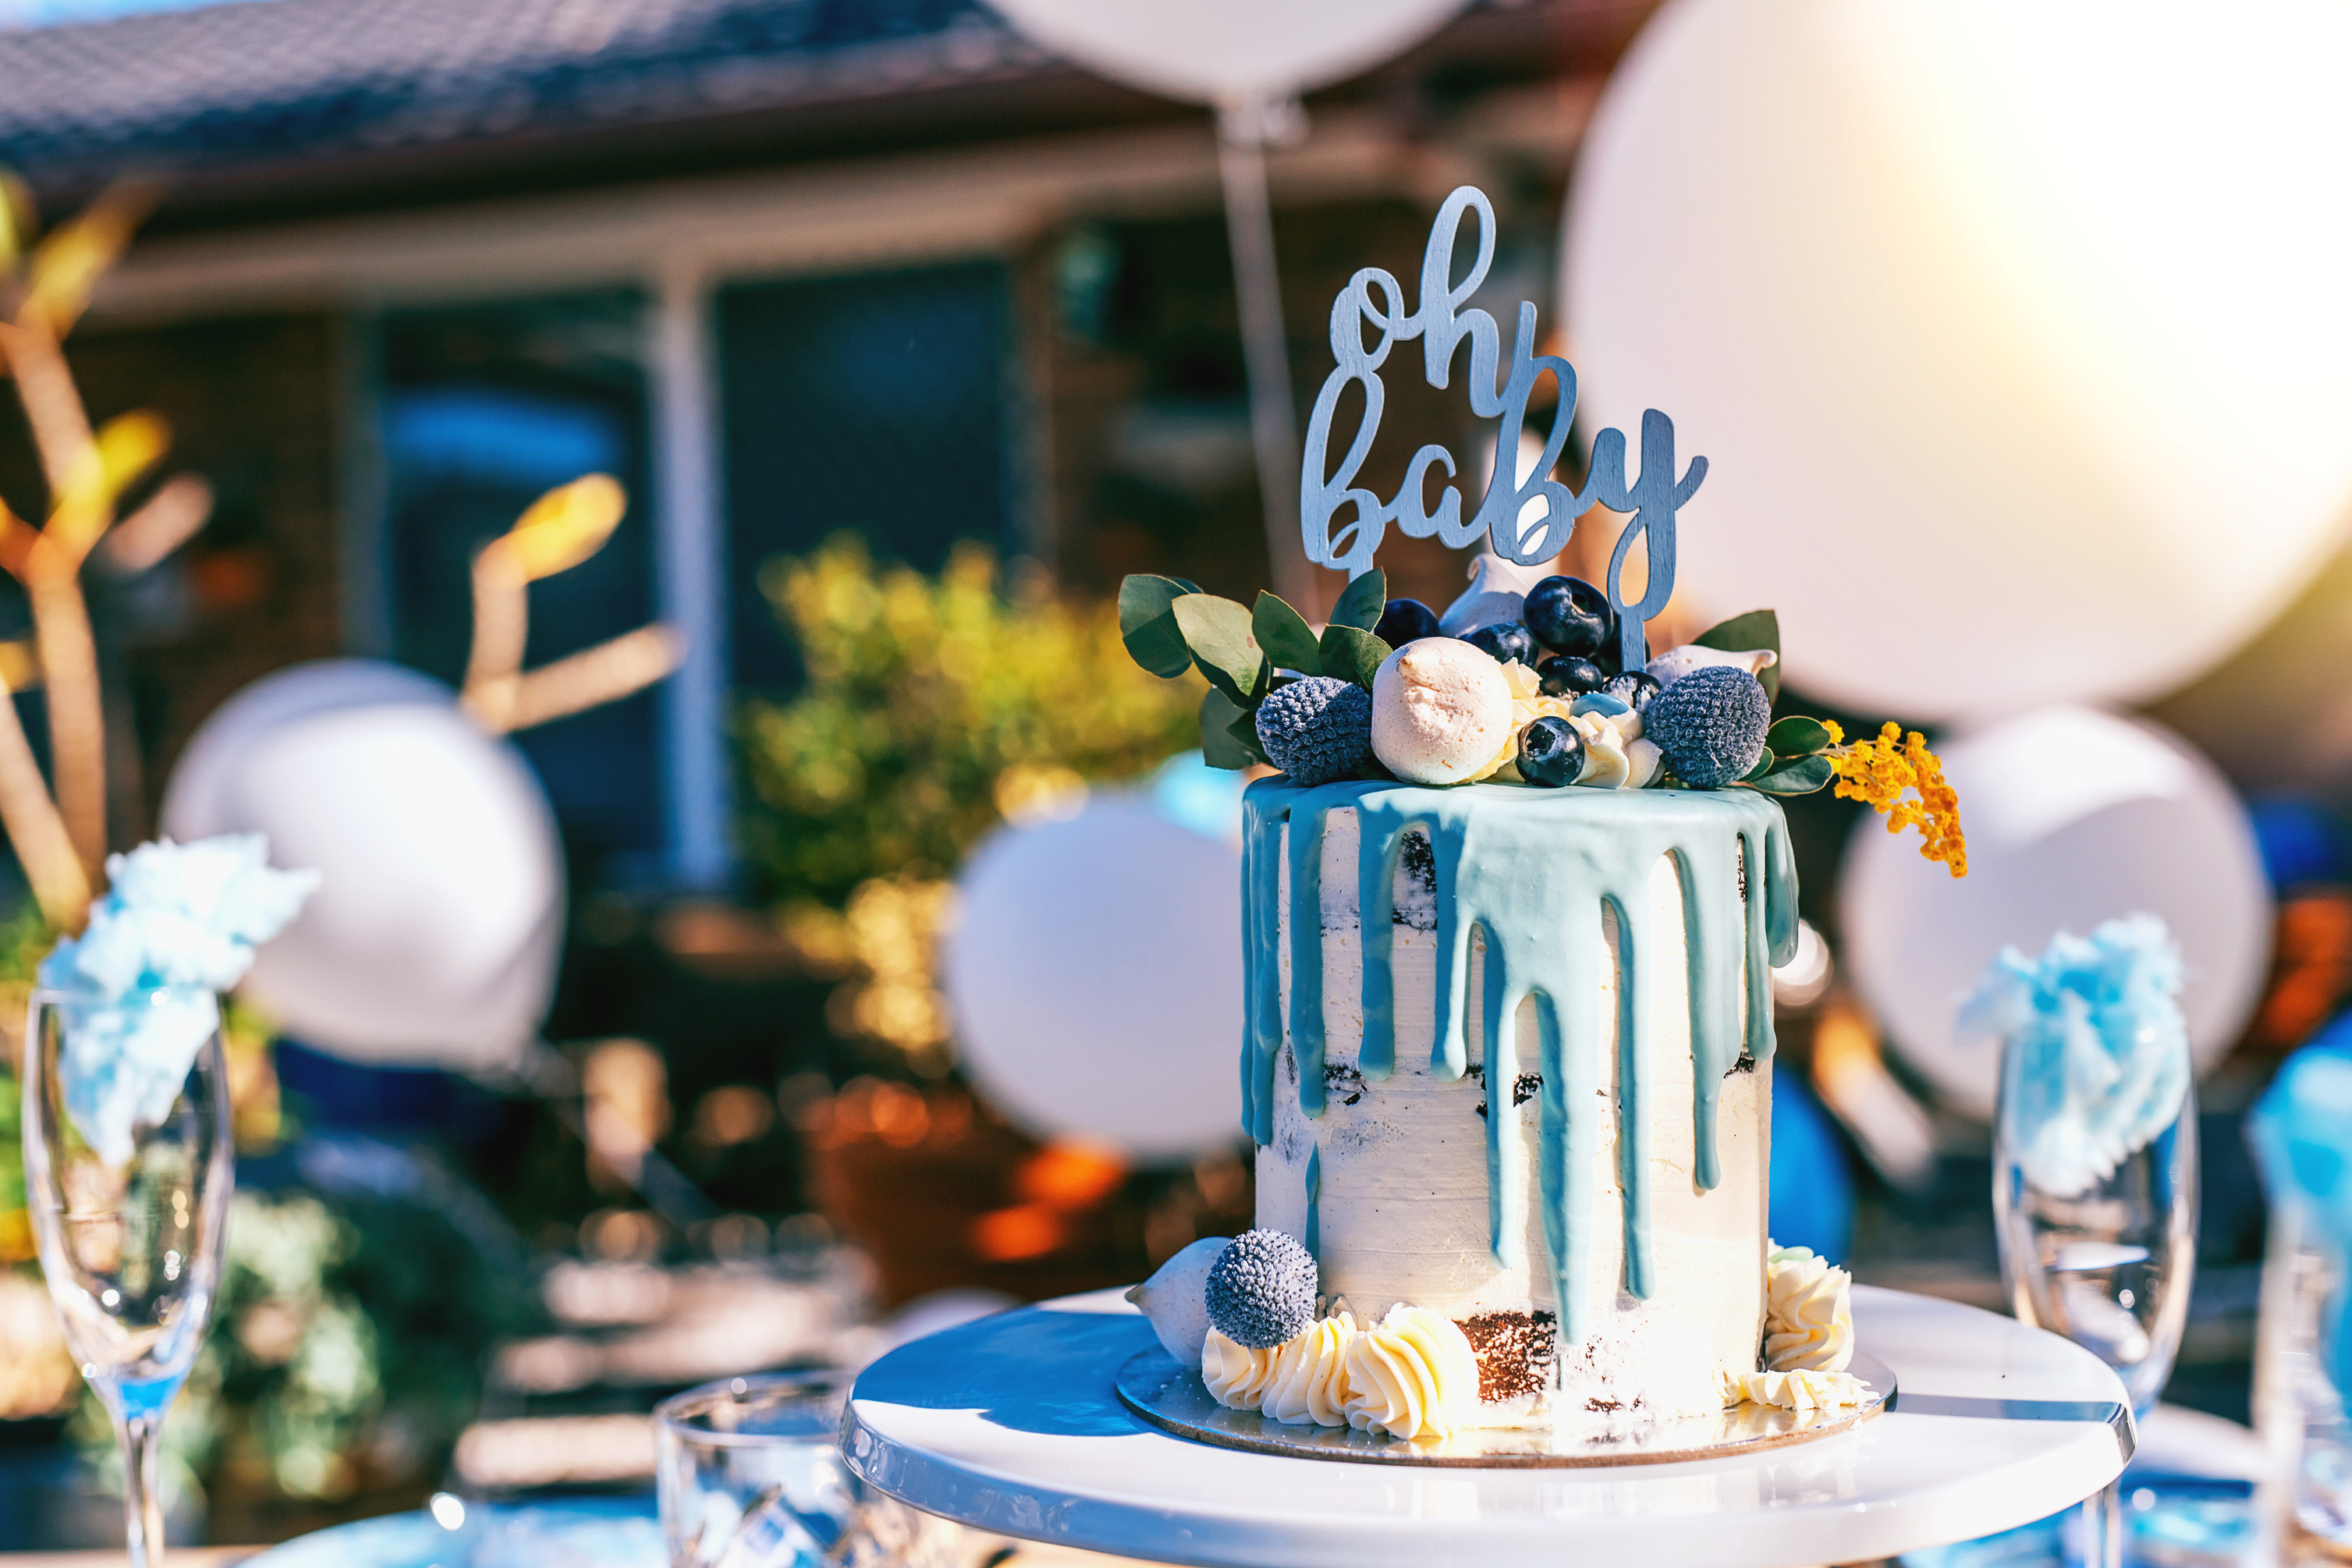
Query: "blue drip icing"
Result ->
[[1305, 1143, 1322, 1261], [1239, 778, 1798, 1353]]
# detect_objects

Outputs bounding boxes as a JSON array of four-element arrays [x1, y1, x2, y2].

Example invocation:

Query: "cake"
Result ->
[[1244, 778, 1793, 1424], [1116, 183, 1963, 1442]]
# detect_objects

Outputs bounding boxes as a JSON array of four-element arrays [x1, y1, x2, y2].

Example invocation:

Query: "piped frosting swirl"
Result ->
[[1763, 1243, 1854, 1373], [1202, 1329, 1281, 1411], [1721, 1368, 1868, 1411], [1262, 1312, 1359, 1426], [1341, 1305, 1479, 1440]]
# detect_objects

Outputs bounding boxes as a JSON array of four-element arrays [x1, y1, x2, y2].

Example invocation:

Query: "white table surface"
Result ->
[[843, 1283, 2134, 1568]]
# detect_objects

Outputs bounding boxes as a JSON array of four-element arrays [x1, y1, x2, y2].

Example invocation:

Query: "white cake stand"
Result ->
[[843, 1284, 2134, 1568]]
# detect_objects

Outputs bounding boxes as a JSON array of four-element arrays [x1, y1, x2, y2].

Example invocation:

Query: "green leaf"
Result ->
[[1748, 754, 1835, 795], [1201, 687, 1257, 769], [1318, 624, 1392, 690], [1692, 608, 1781, 704], [1253, 591, 1324, 676], [1172, 594, 1270, 707], [1765, 715, 1835, 757], [1329, 568, 1387, 633], [1119, 574, 1198, 679], [1226, 710, 1270, 766], [1741, 750, 1778, 783]]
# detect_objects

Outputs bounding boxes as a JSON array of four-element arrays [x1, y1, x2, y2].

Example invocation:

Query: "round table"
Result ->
[[843, 1284, 2134, 1568]]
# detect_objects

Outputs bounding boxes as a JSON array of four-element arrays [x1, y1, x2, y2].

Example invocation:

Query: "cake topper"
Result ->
[[1300, 185, 1704, 672]]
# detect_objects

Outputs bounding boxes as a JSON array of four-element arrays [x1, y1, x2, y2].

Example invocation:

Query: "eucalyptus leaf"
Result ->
[[1765, 715, 1835, 757], [1749, 754, 1835, 796], [1172, 594, 1270, 707], [1118, 574, 1197, 679], [1329, 568, 1388, 633], [1692, 608, 1781, 704], [1201, 687, 1255, 769], [1318, 624, 1392, 690], [1253, 591, 1324, 676]]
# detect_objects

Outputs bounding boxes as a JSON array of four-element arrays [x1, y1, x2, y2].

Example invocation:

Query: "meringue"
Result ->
[[1371, 640, 1515, 786], [1435, 551, 1553, 637], [1644, 644, 1778, 690], [1126, 1237, 1226, 1365]]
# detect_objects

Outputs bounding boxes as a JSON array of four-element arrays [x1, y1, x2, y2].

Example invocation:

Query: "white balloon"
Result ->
[[1566, 0, 2352, 721], [161, 660, 563, 1071], [983, 0, 1467, 107], [1842, 707, 2271, 1120], [943, 797, 1242, 1161]]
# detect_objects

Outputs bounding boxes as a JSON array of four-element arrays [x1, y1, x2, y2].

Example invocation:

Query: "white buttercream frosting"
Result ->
[[1262, 1312, 1359, 1426], [1720, 1368, 1868, 1411], [1342, 1305, 1479, 1439], [1202, 1329, 1281, 1411], [1762, 1243, 1854, 1372]]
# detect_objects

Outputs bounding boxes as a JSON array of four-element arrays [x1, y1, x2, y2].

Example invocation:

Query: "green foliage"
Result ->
[[741, 537, 1203, 906], [1117, 573, 1390, 772], [1692, 608, 1782, 703]]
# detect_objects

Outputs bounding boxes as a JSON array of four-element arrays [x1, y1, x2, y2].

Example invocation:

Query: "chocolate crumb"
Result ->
[[1473, 1102, 1488, 1119], [1586, 1397, 1623, 1414], [1322, 1062, 1366, 1106], [1459, 1311, 1557, 1405], [1513, 1073, 1541, 1107]]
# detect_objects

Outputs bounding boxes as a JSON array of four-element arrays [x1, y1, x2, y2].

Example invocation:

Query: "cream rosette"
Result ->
[[1202, 1329, 1282, 1412], [1763, 1243, 1854, 1373], [1475, 662, 1658, 789], [1720, 1367, 1868, 1412], [1261, 1312, 1359, 1426], [1340, 1304, 1479, 1440]]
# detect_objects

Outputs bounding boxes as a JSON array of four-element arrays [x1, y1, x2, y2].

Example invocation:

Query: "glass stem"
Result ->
[[119, 1408, 166, 1568]]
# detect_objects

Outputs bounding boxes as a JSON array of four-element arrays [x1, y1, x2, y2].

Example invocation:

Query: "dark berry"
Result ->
[[1538, 655, 1607, 697], [1460, 623, 1536, 666], [1372, 598, 1442, 648], [1604, 671, 1662, 712], [1254, 676, 1374, 787], [1516, 716, 1587, 788], [1204, 1229, 1318, 1350], [1522, 576, 1614, 658], [1644, 667, 1772, 788]]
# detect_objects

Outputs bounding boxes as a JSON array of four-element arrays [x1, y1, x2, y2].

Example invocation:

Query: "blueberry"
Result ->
[[1604, 671, 1662, 712], [1643, 667, 1772, 788], [1372, 598, 1442, 648], [1517, 716, 1587, 788], [1460, 623, 1536, 665], [1537, 655, 1607, 697], [1522, 576, 1615, 658], [1204, 1229, 1319, 1350]]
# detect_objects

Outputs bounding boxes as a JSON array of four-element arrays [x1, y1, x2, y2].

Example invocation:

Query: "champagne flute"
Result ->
[[21, 985, 234, 1568], [1994, 1048, 2199, 1568]]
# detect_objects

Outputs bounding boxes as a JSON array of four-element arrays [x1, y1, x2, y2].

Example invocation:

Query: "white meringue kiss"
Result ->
[[1644, 644, 1778, 690], [1436, 551, 1554, 637], [1371, 639, 1515, 786]]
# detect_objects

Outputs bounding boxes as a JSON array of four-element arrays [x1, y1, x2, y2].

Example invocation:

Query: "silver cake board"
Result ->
[[1113, 1346, 1896, 1467]]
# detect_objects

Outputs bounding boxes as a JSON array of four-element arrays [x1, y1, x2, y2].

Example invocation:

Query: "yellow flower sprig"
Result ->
[[1824, 721, 1967, 877]]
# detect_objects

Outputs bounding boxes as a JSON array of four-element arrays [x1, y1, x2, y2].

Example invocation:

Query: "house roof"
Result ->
[[0, 0, 1054, 186]]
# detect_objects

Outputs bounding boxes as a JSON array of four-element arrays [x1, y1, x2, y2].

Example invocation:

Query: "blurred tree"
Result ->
[[739, 536, 1200, 1070]]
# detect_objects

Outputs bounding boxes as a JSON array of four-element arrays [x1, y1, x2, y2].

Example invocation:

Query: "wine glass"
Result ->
[[1994, 1049, 2199, 1568], [20, 985, 234, 1568]]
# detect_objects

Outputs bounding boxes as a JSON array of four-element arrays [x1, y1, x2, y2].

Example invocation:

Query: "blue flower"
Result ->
[[40, 835, 318, 1165], [1960, 913, 2187, 1199]]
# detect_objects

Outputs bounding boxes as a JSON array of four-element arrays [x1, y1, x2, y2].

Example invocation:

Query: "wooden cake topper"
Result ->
[[1300, 185, 1705, 671]]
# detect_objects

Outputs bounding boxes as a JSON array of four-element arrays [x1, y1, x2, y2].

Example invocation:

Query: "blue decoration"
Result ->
[[1254, 677, 1374, 787], [1298, 185, 1705, 670], [1960, 914, 2188, 1200], [1204, 1228, 1318, 1350], [1643, 666, 1770, 787], [2249, 1021, 2352, 1401]]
